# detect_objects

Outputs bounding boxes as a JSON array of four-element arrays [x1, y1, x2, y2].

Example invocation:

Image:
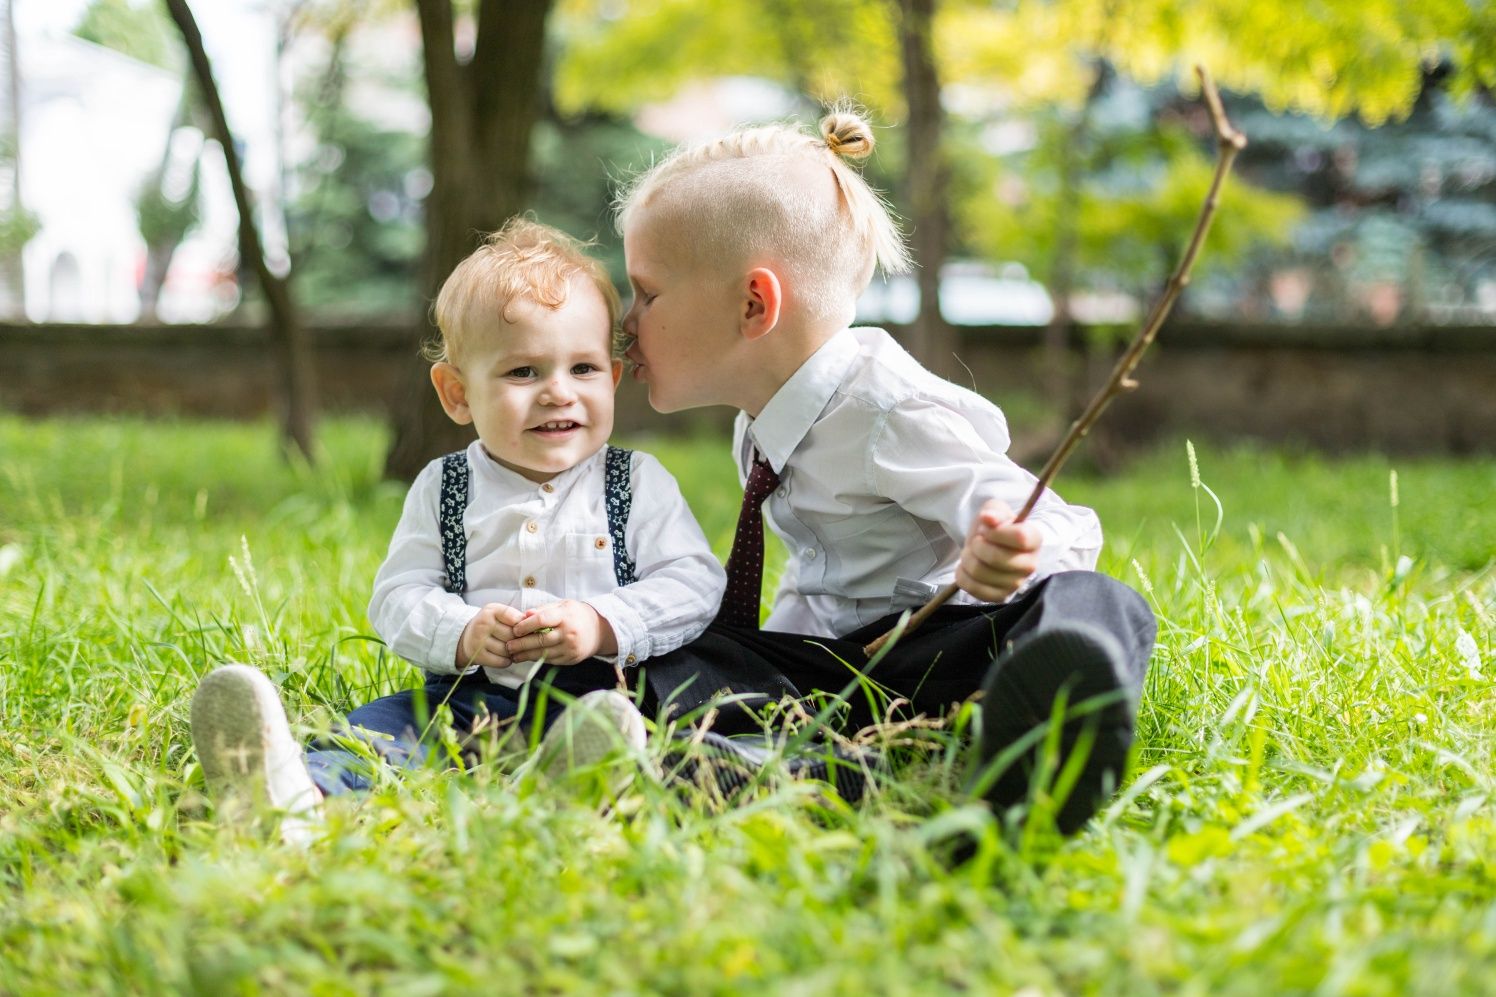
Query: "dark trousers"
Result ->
[[306, 658, 628, 796], [638, 571, 1157, 733]]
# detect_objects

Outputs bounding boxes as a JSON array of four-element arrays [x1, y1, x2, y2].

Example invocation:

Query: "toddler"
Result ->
[[191, 219, 726, 832]]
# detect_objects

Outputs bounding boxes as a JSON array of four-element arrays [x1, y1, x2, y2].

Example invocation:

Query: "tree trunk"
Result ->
[[895, 0, 953, 377], [383, 0, 554, 481], [165, 0, 317, 462]]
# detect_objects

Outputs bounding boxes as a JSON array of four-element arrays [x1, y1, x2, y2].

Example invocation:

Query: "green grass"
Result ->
[[2, 414, 1494, 994]]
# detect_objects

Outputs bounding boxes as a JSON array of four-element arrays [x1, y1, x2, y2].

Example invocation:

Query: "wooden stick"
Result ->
[[863, 65, 1246, 658]]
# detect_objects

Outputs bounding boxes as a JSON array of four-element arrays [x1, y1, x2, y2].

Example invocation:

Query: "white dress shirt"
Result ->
[[369, 441, 726, 687], [735, 327, 1103, 637]]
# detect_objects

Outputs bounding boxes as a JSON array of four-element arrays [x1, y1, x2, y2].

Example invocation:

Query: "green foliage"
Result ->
[[136, 157, 201, 250], [2, 415, 1495, 991], [1225, 77, 1496, 320], [528, 112, 672, 288], [955, 79, 1305, 291], [555, 0, 902, 117], [0, 204, 38, 257], [72, 0, 179, 72], [283, 27, 669, 317], [942, 0, 1493, 126]]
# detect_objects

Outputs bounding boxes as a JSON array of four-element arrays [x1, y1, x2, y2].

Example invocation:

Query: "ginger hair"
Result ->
[[427, 217, 621, 365], [615, 106, 911, 324]]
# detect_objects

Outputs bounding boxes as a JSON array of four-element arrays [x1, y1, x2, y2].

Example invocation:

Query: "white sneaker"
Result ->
[[536, 689, 647, 780], [191, 664, 323, 843]]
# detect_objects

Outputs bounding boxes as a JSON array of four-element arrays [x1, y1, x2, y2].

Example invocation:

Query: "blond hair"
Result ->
[[427, 217, 621, 365], [615, 107, 911, 323]]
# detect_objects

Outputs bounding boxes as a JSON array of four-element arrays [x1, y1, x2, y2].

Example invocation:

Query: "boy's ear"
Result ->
[[430, 363, 473, 424], [610, 358, 624, 387], [740, 267, 782, 342]]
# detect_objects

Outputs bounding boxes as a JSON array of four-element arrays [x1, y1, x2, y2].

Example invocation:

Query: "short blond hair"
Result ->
[[428, 217, 621, 365], [615, 107, 911, 323]]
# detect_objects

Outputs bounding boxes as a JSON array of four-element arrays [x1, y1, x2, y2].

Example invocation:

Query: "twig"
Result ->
[[863, 65, 1246, 658]]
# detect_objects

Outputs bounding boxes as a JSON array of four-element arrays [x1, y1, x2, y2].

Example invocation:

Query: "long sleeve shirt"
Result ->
[[736, 326, 1103, 638], [369, 441, 725, 687]]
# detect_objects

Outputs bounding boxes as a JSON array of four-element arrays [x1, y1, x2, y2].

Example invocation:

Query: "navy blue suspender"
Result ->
[[438, 446, 639, 596]]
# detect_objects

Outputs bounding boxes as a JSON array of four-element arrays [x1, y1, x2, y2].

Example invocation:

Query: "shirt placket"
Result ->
[[516, 484, 554, 609]]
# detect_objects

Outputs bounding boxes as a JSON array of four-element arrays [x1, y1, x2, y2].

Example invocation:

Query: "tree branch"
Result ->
[[164, 0, 317, 462], [863, 65, 1246, 658]]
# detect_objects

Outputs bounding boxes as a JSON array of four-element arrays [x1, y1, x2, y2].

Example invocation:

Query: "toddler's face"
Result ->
[[621, 215, 741, 413], [449, 280, 621, 483]]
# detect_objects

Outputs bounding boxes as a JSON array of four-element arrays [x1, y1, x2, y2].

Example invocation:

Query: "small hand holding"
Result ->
[[457, 602, 525, 669], [507, 601, 618, 666], [956, 499, 1042, 604]]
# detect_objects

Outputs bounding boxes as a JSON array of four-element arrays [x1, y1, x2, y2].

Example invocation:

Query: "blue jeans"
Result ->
[[305, 660, 626, 796]]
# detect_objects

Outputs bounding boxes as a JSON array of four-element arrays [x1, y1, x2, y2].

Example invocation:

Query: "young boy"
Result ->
[[614, 111, 1157, 834], [191, 219, 726, 830]]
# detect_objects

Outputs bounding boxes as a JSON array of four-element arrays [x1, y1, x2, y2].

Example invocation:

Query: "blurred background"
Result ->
[[2, 0, 1494, 476]]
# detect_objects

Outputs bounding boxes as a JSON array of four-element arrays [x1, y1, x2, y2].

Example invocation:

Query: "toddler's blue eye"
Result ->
[[572, 363, 599, 375], [507, 366, 535, 378]]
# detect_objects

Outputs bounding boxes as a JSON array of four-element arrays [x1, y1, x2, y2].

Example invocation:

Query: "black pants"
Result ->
[[638, 571, 1157, 733]]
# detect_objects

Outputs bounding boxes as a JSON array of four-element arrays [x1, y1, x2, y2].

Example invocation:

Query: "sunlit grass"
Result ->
[[2, 414, 1493, 993]]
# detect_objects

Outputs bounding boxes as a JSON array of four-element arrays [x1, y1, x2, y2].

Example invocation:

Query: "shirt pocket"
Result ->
[[563, 532, 618, 599], [813, 504, 939, 594]]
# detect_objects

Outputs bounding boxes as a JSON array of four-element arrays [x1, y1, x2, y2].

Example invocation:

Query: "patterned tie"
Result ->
[[717, 450, 781, 628]]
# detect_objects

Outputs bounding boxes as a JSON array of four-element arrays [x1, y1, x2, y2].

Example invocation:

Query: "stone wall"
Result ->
[[3, 320, 1493, 454]]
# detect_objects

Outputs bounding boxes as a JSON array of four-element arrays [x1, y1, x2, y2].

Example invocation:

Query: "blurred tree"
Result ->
[[284, 18, 426, 318], [559, 0, 1493, 371], [73, 0, 199, 321], [134, 85, 205, 321], [0, 0, 33, 315], [166, 0, 317, 461], [74, 0, 179, 71], [556, 0, 963, 369], [277, 5, 661, 323], [1224, 68, 1496, 324], [382, 0, 553, 480]]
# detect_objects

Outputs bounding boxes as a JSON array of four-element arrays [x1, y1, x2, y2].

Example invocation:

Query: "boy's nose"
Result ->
[[539, 377, 577, 404]]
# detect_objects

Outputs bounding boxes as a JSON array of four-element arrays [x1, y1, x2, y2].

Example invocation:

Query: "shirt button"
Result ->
[[594, 537, 608, 550], [526, 521, 538, 533], [805, 548, 817, 560], [625, 654, 637, 665], [541, 483, 554, 493], [523, 576, 536, 588]]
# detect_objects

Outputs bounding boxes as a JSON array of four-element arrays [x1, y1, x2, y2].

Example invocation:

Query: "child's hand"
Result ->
[[457, 602, 525, 669], [956, 499, 1042, 604], [506, 601, 618, 666]]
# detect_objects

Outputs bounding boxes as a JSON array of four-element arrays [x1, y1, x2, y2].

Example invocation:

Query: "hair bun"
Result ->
[[820, 110, 875, 161]]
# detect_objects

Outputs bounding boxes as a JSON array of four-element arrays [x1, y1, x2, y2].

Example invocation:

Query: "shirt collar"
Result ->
[[747, 329, 861, 472], [469, 439, 605, 493]]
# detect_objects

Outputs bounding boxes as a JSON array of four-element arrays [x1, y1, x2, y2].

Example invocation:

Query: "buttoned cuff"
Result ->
[[585, 592, 647, 669], [428, 601, 482, 675]]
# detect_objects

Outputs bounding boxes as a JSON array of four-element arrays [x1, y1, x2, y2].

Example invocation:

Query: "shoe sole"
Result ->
[[975, 624, 1134, 834], [191, 664, 321, 823], [663, 731, 878, 804], [537, 690, 647, 780]]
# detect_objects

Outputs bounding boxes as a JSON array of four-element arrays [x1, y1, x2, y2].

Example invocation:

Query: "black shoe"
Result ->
[[663, 730, 879, 804], [972, 623, 1136, 835]]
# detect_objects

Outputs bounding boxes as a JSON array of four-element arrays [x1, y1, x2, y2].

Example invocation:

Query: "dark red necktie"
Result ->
[[717, 451, 781, 628]]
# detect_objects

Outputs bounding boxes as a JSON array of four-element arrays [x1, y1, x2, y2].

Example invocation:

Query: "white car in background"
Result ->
[[856, 260, 1055, 327]]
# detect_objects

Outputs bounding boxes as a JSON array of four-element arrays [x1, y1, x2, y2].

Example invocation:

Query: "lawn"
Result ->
[[2, 414, 1493, 994]]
